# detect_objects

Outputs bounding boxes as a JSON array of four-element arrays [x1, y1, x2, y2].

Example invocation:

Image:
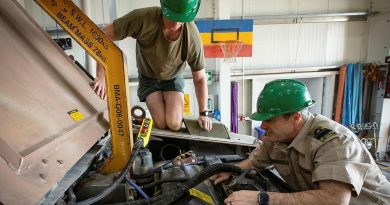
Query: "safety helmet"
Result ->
[[160, 0, 200, 22], [250, 79, 316, 121]]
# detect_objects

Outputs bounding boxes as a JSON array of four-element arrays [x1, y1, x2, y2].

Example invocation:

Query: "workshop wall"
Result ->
[[366, 0, 390, 158], [18, 0, 388, 139], [20, 0, 370, 75], [114, 0, 369, 75]]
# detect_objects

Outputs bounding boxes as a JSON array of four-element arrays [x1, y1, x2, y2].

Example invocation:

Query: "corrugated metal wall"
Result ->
[[228, 21, 365, 69], [115, 0, 369, 73], [19, 0, 370, 74]]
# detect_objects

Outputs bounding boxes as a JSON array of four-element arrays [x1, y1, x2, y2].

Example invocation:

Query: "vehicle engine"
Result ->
[[63, 136, 292, 205]]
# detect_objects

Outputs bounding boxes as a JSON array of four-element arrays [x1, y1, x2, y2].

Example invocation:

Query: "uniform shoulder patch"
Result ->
[[312, 128, 334, 142]]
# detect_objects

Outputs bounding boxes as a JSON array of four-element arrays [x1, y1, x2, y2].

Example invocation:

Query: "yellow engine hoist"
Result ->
[[35, 0, 138, 173]]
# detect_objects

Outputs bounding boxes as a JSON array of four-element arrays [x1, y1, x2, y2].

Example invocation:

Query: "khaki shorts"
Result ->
[[137, 74, 184, 102]]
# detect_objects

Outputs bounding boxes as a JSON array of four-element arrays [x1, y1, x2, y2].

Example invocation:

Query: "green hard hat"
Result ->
[[160, 0, 200, 22], [250, 79, 316, 121]]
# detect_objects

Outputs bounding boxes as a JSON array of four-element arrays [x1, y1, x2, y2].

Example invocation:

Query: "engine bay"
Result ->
[[59, 135, 292, 205]]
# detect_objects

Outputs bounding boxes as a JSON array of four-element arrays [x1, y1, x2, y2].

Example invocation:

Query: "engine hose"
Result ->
[[151, 160, 172, 173], [161, 161, 205, 171], [140, 177, 190, 189], [75, 139, 144, 205], [112, 163, 245, 205], [150, 163, 245, 205], [126, 175, 150, 199]]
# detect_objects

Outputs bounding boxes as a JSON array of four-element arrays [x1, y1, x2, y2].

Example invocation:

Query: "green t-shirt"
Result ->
[[113, 7, 205, 80]]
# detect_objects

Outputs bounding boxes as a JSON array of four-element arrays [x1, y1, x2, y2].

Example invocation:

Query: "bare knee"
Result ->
[[153, 117, 167, 130], [166, 118, 182, 131]]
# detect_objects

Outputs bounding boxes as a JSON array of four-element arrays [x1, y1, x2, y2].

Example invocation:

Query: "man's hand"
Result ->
[[198, 115, 212, 131], [90, 24, 116, 101], [222, 180, 352, 205], [209, 172, 232, 185], [91, 73, 106, 100], [224, 190, 259, 205]]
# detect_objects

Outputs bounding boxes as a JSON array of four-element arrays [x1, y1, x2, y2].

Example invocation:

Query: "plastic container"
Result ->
[[133, 148, 153, 176], [255, 127, 266, 141], [213, 109, 221, 121]]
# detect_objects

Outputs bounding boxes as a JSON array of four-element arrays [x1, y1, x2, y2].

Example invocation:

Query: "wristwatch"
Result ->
[[199, 110, 209, 116], [258, 191, 269, 205]]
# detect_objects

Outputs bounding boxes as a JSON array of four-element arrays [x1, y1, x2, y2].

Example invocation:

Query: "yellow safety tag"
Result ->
[[184, 93, 192, 116], [67, 109, 84, 122], [188, 188, 215, 205]]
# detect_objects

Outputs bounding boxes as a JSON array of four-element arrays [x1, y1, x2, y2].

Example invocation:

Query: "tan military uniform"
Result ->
[[249, 113, 390, 205], [113, 7, 204, 80]]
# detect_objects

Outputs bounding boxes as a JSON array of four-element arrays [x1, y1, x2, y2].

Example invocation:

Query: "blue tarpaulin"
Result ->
[[341, 63, 363, 126]]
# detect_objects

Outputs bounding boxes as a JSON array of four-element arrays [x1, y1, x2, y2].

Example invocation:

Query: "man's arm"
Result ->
[[225, 180, 352, 205], [192, 69, 212, 131], [236, 158, 253, 169], [101, 23, 117, 40], [93, 64, 106, 100], [92, 24, 117, 100], [209, 158, 253, 184]]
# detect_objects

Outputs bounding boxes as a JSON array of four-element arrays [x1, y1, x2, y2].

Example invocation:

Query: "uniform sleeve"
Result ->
[[248, 141, 274, 171], [113, 9, 143, 40], [113, 8, 159, 41], [187, 23, 205, 72], [312, 135, 370, 196]]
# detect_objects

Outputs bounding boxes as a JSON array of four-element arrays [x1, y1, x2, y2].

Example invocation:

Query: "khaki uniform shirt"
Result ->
[[249, 113, 390, 205], [113, 7, 204, 80]]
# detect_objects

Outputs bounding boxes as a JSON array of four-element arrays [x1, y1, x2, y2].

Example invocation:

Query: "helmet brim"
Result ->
[[249, 112, 276, 122], [250, 100, 316, 122], [161, 5, 198, 22]]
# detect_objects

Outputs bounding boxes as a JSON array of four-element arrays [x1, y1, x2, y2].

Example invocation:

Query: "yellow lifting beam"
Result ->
[[35, 0, 133, 173]]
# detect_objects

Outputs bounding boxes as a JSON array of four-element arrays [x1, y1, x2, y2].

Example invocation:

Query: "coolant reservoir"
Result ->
[[133, 148, 153, 176]]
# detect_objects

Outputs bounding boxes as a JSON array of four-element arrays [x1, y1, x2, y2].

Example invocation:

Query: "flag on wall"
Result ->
[[195, 19, 253, 58]]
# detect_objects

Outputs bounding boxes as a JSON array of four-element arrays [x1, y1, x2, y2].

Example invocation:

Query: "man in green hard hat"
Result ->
[[210, 79, 390, 205], [92, 0, 212, 132]]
